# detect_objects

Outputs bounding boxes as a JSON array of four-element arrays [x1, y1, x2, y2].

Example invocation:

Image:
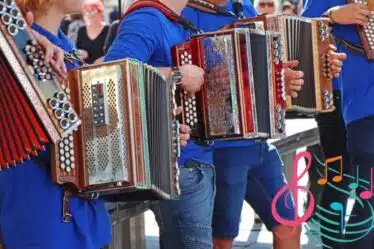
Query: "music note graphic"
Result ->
[[317, 156, 343, 185], [349, 165, 360, 190], [330, 202, 344, 234], [271, 151, 315, 239], [360, 168, 374, 200]]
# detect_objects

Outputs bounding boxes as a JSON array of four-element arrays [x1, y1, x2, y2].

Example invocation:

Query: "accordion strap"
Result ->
[[119, 0, 201, 33], [335, 37, 365, 55]]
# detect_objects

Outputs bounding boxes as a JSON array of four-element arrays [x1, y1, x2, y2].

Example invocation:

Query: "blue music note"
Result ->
[[330, 202, 344, 234]]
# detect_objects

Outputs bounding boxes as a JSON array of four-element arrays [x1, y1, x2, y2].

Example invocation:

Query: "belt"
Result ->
[[335, 37, 365, 55]]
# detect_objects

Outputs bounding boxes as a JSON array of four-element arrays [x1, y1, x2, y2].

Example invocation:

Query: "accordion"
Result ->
[[349, 0, 374, 60], [52, 59, 181, 200], [172, 28, 286, 141], [228, 15, 335, 114], [0, 0, 80, 169]]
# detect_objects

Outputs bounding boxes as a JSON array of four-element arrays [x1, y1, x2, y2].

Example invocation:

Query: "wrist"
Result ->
[[323, 7, 338, 25]]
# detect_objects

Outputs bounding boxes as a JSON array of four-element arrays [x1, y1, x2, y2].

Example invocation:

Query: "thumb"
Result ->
[[284, 60, 299, 69], [175, 106, 183, 116], [25, 11, 34, 26]]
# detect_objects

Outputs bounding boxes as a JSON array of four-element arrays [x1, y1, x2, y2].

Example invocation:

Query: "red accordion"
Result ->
[[349, 0, 374, 60], [172, 28, 286, 141], [0, 0, 80, 169]]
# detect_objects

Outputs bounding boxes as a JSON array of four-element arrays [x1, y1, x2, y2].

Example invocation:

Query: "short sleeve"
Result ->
[[104, 10, 163, 63], [301, 0, 339, 17]]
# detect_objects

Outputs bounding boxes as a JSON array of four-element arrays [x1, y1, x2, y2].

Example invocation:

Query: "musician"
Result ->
[[303, 1, 374, 249], [182, 1, 346, 249], [105, 0, 215, 248]]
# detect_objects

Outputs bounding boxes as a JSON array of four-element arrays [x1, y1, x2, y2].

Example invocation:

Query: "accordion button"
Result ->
[[70, 163, 75, 169], [60, 118, 69, 130], [186, 112, 190, 118], [60, 155, 65, 162], [60, 149, 64, 155], [16, 18, 26, 30], [60, 163, 66, 170], [194, 113, 197, 118], [66, 159, 71, 166], [59, 142, 64, 149], [7, 24, 18, 36], [190, 121, 195, 126], [193, 107, 197, 112], [55, 108, 64, 119], [70, 156, 75, 162], [66, 167, 71, 173], [194, 118, 198, 123]]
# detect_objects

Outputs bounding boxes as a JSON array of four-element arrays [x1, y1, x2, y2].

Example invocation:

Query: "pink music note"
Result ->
[[271, 151, 315, 239], [317, 156, 343, 185], [360, 168, 374, 200]]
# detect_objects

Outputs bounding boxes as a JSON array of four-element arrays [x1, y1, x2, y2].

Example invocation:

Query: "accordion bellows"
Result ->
[[231, 15, 335, 114], [0, 0, 80, 169], [52, 60, 181, 200], [172, 28, 287, 141]]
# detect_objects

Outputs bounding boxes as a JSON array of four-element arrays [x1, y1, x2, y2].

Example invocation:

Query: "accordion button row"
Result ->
[[0, 1, 26, 37], [58, 135, 75, 173], [323, 89, 333, 110], [48, 91, 79, 130]]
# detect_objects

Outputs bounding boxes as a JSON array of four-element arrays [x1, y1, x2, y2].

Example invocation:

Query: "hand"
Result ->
[[179, 64, 205, 96], [284, 60, 304, 99], [78, 49, 89, 60], [93, 56, 104, 64], [327, 45, 347, 78], [25, 12, 67, 80], [330, 3, 371, 26], [175, 107, 191, 147]]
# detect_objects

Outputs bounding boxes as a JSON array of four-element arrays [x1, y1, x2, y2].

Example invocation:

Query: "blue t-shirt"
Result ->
[[182, 1, 260, 149], [0, 24, 111, 249], [302, 0, 374, 124], [105, 8, 213, 166]]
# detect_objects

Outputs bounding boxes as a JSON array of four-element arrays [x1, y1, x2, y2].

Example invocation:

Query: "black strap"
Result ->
[[335, 37, 365, 55], [187, 0, 236, 17]]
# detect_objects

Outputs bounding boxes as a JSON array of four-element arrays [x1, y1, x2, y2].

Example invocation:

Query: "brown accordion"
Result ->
[[228, 15, 335, 114], [349, 0, 374, 60], [0, 0, 80, 169], [172, 28, 286, 142], [52, 59, 181, 200]]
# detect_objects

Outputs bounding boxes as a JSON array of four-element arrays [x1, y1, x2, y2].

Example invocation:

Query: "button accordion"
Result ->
[[349, 0, 374, 60], [0, 0, 80, 169], [229, 15, 335, 114], [172, 28, 286, 142], [52, 59, 181, 200]]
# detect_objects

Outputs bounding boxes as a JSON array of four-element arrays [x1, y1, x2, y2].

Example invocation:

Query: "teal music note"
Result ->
[[349, 166, 359, 190], [330, 202, 344, 234]]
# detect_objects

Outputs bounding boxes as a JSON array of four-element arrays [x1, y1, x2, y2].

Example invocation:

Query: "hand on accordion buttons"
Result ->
[[328, 45, 347, 78], [179, 64, 205, 96], [176, 106, 191, 147], [25, 11, 68, 80], [329, 3, 371, 26], [284, 60, 304, 99]]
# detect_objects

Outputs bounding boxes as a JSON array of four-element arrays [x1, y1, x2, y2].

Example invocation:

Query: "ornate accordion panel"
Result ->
[[0, 0, 80, 169], [230, 15, 334, 114], [350, 0, 374, 60], [52, 60, 180, 200], [172, 28, 286, 142]]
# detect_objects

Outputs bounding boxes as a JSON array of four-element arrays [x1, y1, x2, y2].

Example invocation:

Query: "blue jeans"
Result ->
[[212, 141, 294, 238], [151, 161, 216, 249]]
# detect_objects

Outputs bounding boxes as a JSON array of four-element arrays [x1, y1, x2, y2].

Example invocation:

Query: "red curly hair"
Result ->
[[16, 0, 53, 15]]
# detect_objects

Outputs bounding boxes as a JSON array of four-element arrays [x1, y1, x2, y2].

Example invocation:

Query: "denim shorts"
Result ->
[[212, 141, 294, 238], [151, 161, 216, 249]]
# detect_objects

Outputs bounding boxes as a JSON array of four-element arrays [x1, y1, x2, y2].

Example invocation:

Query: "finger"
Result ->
[[290, 79, 304, 86], [334, 73, 340, 78], [25, 12, 34, 26], [283, 60, 299, 69], [180, 140, 188, 148], [331, 59, 343, 67], [50, 61, 66, 80], [289, 84, 302, 92], [291, 91, 298, 99], [286, 69, 304, 80], [180, 133, 190, 142], [359, 8, 372, 17], [356, 14, 369, 24], [179, 124, 191, 134], [55, 48, 67, 74], [328, 44, 337, 52], [187, 91, 196, 98], [175, 106, 183, 116]]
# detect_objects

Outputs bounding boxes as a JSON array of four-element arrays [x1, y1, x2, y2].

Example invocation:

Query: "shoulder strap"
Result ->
[[119, 0, 201, 33], [187, 0, 236, 17]]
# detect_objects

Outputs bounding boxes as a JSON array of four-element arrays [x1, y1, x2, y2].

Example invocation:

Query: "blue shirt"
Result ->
[[302, 0, 374, 124], [0, 24, 111, 249], [105, 7, 213, 166], [182, 1, 260, 149]]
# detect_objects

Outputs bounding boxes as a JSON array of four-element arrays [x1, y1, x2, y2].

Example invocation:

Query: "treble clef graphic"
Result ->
[[271, 151, 315, 238]]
